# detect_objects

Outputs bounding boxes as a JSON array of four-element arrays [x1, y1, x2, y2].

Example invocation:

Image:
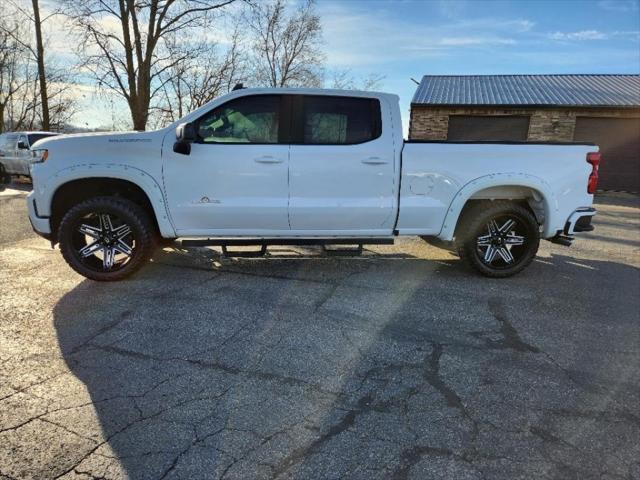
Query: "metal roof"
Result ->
[[412, 74, 640, 108]]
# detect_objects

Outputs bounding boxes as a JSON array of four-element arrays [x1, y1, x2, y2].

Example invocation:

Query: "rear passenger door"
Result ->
[[288, 95, 396, 234]]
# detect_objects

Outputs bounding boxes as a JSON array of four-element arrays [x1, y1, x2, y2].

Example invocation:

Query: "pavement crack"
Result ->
[[488, 297, 540, 353], [271, 392, 375, 478], [69, 310, 134, 355], [392, 445, 455, 480], [469, 297, 540, 353], [79, 344, 342, 399], [423, 343, 478, 438], [39, 417, 99, 444]]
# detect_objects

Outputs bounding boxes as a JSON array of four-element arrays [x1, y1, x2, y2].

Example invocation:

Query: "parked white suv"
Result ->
[[0, 131, 59, 178], [26, 88, 599, 280]]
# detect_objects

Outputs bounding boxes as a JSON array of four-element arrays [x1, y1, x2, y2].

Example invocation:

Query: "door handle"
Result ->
[[361, 157, 388, 165], [254, 156, 283, 164]]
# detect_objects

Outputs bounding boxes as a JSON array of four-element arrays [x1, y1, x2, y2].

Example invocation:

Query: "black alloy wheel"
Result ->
[[58, 197, 155, 281], [458, 201, 540, 278]]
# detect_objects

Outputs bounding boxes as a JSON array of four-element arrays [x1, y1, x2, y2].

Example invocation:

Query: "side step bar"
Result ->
[[548, 234, 574, 247], [179, 237, 394, 257]]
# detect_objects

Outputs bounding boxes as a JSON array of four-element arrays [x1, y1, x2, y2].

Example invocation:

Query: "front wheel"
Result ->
[[58, 197, 156, 281], [457, 201, 540, 278]]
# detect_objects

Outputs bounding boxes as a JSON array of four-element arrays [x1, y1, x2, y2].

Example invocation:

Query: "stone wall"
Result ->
[[408, 106, 640, 141]]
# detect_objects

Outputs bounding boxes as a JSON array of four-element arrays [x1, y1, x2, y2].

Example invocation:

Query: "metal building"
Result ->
[[409, 74, 640, 191]]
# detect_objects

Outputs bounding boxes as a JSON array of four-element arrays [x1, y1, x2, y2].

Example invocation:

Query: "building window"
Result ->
[[447, 115, 530, 142]]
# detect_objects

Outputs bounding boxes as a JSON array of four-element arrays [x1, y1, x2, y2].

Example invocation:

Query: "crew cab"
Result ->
[[26, 88, 599, 281]]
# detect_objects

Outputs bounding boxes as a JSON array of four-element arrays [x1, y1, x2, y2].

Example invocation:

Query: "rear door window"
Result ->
[[301, 96, 381, 145]]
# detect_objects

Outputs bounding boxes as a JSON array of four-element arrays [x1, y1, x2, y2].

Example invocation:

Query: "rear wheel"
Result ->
[[58, 197, 155, 281], [457, 201, 539, 278]]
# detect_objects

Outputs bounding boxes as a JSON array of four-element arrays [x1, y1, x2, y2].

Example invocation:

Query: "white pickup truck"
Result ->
[[25, 88, 599, 281]]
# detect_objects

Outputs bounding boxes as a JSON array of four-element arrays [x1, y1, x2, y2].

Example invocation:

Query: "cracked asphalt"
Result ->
[[1, 182, 639, 480]]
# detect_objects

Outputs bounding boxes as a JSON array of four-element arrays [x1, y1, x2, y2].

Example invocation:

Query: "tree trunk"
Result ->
[[32, 0, 49, 131]]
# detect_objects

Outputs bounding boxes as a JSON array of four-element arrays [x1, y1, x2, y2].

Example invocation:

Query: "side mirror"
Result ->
[[17, 140, 28, 150], [176, 122, 197, 142], [174, 122, 197, 155]]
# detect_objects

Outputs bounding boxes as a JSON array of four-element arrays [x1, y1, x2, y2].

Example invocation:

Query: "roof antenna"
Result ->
[[410, 77, 420, 85], [232, 83, 245, 91]]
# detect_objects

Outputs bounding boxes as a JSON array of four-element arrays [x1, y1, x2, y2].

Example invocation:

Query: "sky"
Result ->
[[317, 0, 640, 131], [40, 0, 640, 132]]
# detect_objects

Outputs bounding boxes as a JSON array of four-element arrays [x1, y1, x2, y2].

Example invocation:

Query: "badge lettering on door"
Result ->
[[196, 196, 220, 204]]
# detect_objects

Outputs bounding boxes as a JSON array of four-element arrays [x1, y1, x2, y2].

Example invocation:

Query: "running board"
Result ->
[[179, 237, 393, 258], [180, 237, 394, 248]]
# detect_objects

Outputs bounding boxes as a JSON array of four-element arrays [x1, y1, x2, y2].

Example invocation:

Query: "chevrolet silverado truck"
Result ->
[[26, 88, 599, 281]]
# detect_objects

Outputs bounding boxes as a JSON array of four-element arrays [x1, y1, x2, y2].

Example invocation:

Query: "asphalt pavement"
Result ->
[[1, 182, 639, 479]]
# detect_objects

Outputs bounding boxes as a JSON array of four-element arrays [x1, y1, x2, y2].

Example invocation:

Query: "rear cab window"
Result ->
[[300, 96, 381, 145]]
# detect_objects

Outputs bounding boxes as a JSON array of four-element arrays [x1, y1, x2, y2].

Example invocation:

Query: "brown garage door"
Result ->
[[574, 117, 640, 192], [447, 115, 530, 141]]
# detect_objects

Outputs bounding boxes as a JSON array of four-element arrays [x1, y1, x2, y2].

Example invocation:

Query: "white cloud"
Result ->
[[318, 3, 526, 67], [597, 0, 639, 12], [548, 30, 608, 41], [459, 18, 535, 33], [613, 30, 640, 40], [438, 36, 516, 46]]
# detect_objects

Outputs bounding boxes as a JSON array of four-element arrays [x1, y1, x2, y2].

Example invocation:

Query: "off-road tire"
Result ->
[[58, 196, 155, 281], [456, 201, 540, 278]]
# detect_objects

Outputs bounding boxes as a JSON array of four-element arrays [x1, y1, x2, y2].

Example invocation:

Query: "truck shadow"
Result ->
[[53, 250, 640, 478]]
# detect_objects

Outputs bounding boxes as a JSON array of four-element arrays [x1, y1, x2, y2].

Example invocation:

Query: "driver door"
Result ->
[[163, 94, 291, 235], [16, 134, 31, 175]]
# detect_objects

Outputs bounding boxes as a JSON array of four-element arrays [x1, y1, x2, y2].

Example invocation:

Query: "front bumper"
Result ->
[[27, 192, 52, 240], [564, 207, 596, 235]]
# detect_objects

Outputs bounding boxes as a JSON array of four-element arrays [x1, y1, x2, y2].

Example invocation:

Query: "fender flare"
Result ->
[[438, 172, 559, 241], [42, 163, 177, 237]]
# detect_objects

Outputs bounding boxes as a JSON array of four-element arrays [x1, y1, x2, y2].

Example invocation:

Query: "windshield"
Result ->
[[28, 133, 57, 146]]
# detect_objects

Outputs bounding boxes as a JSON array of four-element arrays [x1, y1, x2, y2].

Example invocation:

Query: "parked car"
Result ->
[[0, 131, 59, 179], [26, 88, 599, 281]]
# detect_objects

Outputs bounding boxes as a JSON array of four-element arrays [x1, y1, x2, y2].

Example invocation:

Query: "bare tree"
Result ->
[[0, 12, 41, 133], [66, 0, 238, 131], [246, 0, 324, 88], [330, 70, 385, 91], [31, 0, 49, 130], [0, 21, 24, 132], [1, 1, 75, 132], [154, 29, 245, 126]]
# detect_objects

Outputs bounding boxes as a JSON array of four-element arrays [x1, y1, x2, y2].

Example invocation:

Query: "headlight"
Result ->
[[31, 149, 48, 163]]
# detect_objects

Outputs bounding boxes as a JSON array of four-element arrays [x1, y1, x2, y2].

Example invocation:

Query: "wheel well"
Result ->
[[50, 178, 160, 241], [453, 186, 545, 241]]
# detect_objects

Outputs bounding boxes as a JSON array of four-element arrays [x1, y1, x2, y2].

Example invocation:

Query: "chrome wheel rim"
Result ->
[[475, 215, 528, 269], [72, 213, 135, 271]]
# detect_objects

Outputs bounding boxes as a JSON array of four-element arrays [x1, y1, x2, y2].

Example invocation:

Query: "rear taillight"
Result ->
[[586, 152, 600, 194]]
